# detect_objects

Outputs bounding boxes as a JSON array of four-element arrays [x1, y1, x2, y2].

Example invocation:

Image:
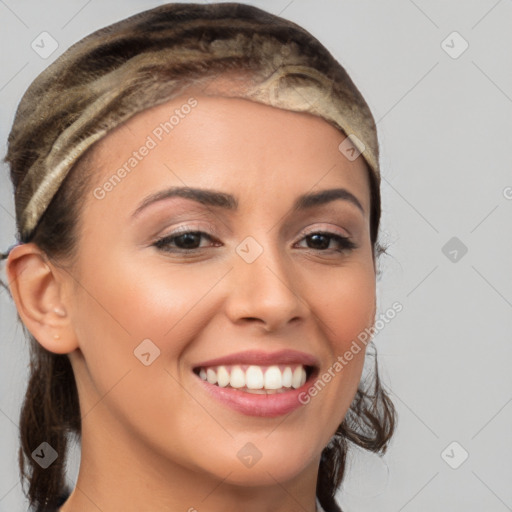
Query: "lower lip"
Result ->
[[194, 373, 315, 417]]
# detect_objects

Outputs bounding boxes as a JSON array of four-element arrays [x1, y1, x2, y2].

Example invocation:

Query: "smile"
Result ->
[[191, 349, 319, 417], [193, 364, 312, 393]]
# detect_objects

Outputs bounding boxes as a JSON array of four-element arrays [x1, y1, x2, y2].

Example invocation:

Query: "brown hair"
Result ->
[[1, 3, 396, 511]]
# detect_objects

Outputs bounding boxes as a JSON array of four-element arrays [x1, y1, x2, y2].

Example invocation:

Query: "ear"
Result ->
[[6, 243, 79, 354]]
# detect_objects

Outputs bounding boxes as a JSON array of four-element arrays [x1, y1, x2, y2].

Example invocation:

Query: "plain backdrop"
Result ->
[[1, 1, 511, 511]]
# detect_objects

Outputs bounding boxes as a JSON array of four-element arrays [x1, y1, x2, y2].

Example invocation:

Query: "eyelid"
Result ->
[[155, 221, 352, 242], [297, 223, 351, 240], [156, 221, 219, 239]]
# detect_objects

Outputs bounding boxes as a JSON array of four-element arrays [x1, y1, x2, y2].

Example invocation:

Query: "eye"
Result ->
[[153, 229, 219, 253], [296, 231, 357, 252], [152, 228, 357, 254]]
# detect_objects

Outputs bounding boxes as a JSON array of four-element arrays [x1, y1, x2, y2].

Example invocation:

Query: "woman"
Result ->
[[1, 3, 395, 511]]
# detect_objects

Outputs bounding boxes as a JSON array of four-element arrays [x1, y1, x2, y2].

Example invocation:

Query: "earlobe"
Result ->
[[6, 243, 78, 354]]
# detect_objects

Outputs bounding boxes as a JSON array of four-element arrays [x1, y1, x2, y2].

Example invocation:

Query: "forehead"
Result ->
[[85, 94, 371, 218]]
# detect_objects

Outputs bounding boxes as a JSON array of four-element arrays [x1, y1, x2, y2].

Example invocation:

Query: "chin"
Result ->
[[199, 442, 319, 487]]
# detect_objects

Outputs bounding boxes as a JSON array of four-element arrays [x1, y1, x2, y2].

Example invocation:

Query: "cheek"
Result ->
[[70, 250, 232, 363], [68, 252, 228, 454], [311, 260, 376, 351], [301, 260, 375, 429]]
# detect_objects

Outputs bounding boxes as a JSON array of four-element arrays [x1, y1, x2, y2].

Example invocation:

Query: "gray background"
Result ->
[[1, 1, 511, 511]]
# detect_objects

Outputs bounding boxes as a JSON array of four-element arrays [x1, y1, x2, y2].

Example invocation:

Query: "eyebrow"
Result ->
[[131, 186, 364, 219]]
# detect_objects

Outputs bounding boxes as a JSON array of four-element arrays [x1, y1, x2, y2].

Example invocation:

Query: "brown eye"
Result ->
[[298, 232, 357, 252], [154, 231, 218, 252]]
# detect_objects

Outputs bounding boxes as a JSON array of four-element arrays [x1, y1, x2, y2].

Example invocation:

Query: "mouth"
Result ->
[[191, 349, 320, 417], [192, 363, 316, 394]]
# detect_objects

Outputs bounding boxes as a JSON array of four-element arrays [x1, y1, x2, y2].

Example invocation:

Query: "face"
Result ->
[[62, 93, 376, 487]]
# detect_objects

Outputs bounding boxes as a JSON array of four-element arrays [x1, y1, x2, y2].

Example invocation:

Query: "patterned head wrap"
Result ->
[[4, 2, 379, 244]]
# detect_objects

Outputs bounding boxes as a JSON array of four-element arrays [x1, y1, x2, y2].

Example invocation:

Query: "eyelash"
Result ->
[[152, 226, 357, 254]]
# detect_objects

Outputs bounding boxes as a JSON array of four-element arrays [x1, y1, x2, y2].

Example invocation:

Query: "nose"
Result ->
[[224, 240, 308, 332]]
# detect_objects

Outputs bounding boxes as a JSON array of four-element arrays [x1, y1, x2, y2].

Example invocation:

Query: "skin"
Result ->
[[7, 94, 376, 512]]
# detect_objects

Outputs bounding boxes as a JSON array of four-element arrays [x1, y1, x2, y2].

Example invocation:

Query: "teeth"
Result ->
[[246, 365, 264, 389], [282, 367, 292, 387], [206, 368, 217, 385], [292, 366, 305, 388], [196, 364, 309, 391], [264, 366, 282, 389], [229, 366, 245, 388], [217, 366, 230, 387]]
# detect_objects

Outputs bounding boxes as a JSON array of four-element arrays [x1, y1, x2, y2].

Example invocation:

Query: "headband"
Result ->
[[5, 2, 380, 244]]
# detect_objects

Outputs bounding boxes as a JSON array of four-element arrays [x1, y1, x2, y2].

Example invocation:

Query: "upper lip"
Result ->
[[193, 349, 319, 369]]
